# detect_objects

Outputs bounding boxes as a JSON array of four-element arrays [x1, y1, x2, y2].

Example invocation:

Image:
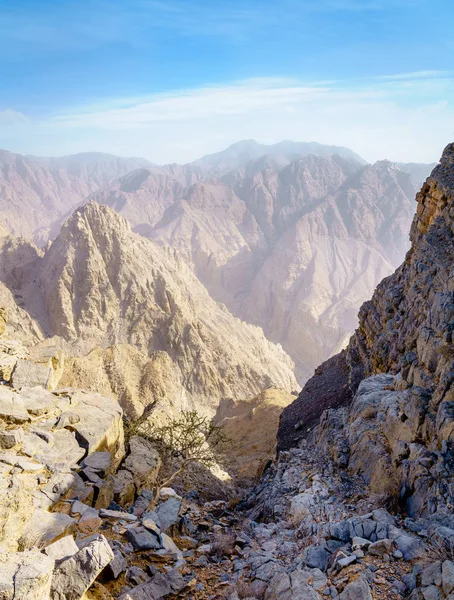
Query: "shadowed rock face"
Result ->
[[278, 143, 454, 518]]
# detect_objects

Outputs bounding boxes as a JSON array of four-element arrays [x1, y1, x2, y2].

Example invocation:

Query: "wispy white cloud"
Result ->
[[0, 73, 452, 164], [0, 109, 28, 125]]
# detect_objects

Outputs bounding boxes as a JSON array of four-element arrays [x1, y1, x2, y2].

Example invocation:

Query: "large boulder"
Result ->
[[50, 535, 114, 600], [0, 550, 54, 600]]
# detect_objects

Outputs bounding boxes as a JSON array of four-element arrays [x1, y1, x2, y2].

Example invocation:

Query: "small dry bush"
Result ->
[[210, 532, 236, 558], [424, 538, 454, 564]]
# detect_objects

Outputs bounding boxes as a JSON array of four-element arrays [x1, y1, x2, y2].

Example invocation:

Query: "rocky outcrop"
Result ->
[[215, 388, 296, 482], [279, 143, 454, 521]]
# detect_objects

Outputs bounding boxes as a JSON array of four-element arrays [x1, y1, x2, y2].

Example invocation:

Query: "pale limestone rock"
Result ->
[[19, 507, 75, 549], [43, 535, 79, 564], [0, 426, 24, 449], [50, 535, 114, 600], [11, 358, 53, 390], [0, 472, 36, 551], [0, 550, 54, 600]]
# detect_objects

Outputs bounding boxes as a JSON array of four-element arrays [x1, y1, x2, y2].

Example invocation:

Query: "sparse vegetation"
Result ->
[[424, 537, 454, 564], [126, 408, 229, 503]]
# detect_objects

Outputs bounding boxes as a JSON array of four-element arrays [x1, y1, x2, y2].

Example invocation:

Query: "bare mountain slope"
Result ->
[[97, 153, 417, 382], [0, 202, 297, 416], [0, 149, 152, 243]]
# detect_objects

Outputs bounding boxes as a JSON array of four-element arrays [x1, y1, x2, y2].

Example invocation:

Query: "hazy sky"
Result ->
[[1, 0, 453, 163]]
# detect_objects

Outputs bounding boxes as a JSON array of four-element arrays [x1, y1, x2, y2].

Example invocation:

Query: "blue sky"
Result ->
[[0, 0, 453, 163]]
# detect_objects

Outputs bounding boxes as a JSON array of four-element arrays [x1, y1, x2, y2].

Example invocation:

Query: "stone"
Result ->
[[293, 567, 327, 591], [352, 537, 371, 549], [126, 566, 149, 586], [123, 436, 160, 493], [422, 586, 441, 600], [51, 535, 114, 600], [339, 578, 373, 600], [131, 490, 154, 517], [113, 469, 136, 506], [11, 358, 53, 389], [43, 535, 79, 565], [368, 538, 394, 556], [402, 573, 417, 591], [104, 548, 128, 579], [160, 532, 183, 559], [0, 550, 54, 600], [443, 560, 454, 596], [421, 561, 442, 587], [126, 527, 162, 551], [289, 492, 316, 521], [0, 427, 24, 449], [82, 451, 112, 473], [99, 508, 138, 522], [304, 545, 330, 571], [155, 497, 181, 532], [35, 472, 76, 509], [159, 487, 181, 499], [337, 555, 357, 568], [0, 389, 30, 423], [78, 508, 102, 535], [0, 472, 36, 551], [389, 527, 425, 560], [60, 390, 125, 467], [119, 569, 185, 599], [19, 508, 74, 549]]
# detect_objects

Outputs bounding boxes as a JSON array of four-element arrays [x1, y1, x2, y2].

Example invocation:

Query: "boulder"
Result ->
[[11, 358, 53, 390], [118, 568, 185, 599], [0, 472, 36, 550], [19, 508, 74, 549], [442, 560, 454, 596], [113, 469, 136, 506], [51, 535, 114, 600], [0, 388, 30, 423], [123, 436, 161, 493], [0, 550, 54, 600], [126, 527, 162, 551], [0, 426, 24, 449], [340, 578, 373, 600], [43, 535, 79, 565], [59, 390, 125, 467], [304, 546, 329, 571], [155, 497, 181, 533]]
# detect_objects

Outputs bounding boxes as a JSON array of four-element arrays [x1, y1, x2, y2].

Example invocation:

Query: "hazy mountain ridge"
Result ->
[[0, 149, 154, 244]]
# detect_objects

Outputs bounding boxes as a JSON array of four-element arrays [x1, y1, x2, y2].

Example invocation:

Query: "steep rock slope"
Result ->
[[279, 143, 454, 519], [0, 202, 297, 417], [0, 150, 152, 243], [242, 160, 416, 380]]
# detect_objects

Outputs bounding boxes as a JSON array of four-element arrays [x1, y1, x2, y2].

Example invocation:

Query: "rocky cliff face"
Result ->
[[279, 143, 454, 521]]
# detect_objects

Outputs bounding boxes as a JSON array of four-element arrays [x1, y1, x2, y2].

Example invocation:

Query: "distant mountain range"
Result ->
[[0, 141, 435, 383]]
